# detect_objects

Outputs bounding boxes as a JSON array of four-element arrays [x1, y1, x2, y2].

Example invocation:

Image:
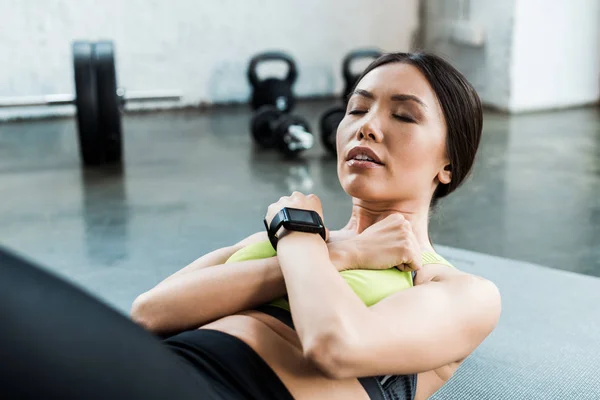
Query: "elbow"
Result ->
[[130, 292, 162, 333], [303, 331, 354, 380], [470, 276, 502, 337], [485, 279, 502, 329]]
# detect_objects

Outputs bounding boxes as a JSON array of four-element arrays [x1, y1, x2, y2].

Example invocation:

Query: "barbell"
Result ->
[[0, 40, 182, 166]]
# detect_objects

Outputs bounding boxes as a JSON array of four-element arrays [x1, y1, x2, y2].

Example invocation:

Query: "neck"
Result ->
[[342, 197, 434, 252]]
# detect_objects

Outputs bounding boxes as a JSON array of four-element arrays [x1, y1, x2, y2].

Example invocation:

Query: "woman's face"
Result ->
[[337, 62, 451, 204]]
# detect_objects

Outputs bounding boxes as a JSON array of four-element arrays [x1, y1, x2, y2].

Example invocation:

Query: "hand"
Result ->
[[351, 214, 422, 272], [265, 192, 327, 238], [327, 240, 358, 272]]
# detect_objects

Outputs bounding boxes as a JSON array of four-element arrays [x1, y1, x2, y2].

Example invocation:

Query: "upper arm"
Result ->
[[159, 231, 268, 284], [340, 265, 501, 377]]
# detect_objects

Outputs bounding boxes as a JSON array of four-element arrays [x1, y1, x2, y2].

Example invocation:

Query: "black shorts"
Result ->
[[164, 328, 294, 399], [0, 247, 415, 400], [164, 305, 417, 400]]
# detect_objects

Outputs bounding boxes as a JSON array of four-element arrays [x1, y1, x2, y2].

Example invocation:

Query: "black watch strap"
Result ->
[[264, 207, 326, 250], [264, 210, 285, 249]]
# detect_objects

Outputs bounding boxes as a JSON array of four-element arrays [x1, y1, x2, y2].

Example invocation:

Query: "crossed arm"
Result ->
[[131, 231, 501, 378], [276, 231, 501, 379], [130, 231, 353, 334]]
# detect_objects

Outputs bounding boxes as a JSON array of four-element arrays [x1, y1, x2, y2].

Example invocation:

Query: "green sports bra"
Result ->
[[226, 240, 454, 312]]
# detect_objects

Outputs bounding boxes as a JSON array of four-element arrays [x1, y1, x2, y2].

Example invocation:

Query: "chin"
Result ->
[[341, 179, 383, 201]]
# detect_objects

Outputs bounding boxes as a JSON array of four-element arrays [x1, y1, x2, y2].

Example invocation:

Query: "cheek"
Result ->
[[389, 128, 428, 160], [335, 115, 353, 153], [388, 129, 443, 178]]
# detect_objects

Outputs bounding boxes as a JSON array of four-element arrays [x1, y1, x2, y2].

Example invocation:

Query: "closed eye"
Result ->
[[393, 114, 416, 123], [348, 109, 368, 115]]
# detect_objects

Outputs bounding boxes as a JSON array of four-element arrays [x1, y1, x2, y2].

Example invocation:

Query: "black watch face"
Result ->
[[287, 208, 320, 225]]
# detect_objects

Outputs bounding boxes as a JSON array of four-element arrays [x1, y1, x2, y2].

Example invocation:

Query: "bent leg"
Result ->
[[0, 247, 222, 400]]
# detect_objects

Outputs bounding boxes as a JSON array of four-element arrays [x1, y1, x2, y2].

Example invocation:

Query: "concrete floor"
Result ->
[[0, 100, 599, 312]]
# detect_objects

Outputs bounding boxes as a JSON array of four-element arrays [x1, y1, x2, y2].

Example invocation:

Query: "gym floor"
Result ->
[[1, 100, 599, 312]]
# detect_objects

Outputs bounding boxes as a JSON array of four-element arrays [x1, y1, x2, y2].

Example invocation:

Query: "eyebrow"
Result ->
[[350, 89, 428, 108]]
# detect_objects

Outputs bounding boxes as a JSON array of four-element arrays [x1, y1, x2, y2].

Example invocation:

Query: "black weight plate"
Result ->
[[73, 41, 102, 166], [94, 41, 122, 164], [250, 106, 282, 148], [320, 107, 345, 155]]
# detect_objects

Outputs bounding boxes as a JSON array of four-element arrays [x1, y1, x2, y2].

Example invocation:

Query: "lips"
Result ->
[[346, 146, 384, 165]]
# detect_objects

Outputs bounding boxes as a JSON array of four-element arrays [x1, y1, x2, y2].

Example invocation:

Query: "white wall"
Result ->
[[423, 0, 600, 113], [423, 0, 517, 110], [0, 0, 418, 120], [509, 0, 600, 112]]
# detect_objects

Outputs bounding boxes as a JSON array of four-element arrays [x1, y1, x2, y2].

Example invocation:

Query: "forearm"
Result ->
[[277, 233, 367, 354], [131, 257, 286, 335], [132, 235, 356, 335]]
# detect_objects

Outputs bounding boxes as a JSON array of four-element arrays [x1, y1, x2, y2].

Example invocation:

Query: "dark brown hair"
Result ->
[[354, 52, 483, 207]]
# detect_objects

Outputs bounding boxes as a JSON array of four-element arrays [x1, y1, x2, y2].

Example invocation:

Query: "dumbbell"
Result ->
[[320, 49, 382, 155], [0, 40, 181, 166], [247, 51, 298, 113], [251, 106, 313, 156]]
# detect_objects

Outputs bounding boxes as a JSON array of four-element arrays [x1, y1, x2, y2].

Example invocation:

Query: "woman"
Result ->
[[0, 52, 500, 400]]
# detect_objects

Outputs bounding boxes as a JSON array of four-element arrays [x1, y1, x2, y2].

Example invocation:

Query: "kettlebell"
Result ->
[[342, 49, 382, 100], [247, 51, 298, 113]]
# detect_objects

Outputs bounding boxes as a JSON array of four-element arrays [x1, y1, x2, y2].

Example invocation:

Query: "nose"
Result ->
[[356, 115, 384, 143]]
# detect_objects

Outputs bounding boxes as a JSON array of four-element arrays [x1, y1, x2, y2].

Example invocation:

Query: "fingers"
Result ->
[[266, 192, 324, 226], [399, 231, 423, 272], [412, 238, 423, 270], [383, 214, 421, 272], [283, 192, 321, 203], [397, 256, 422, 272], [399, 257, 422, 272]]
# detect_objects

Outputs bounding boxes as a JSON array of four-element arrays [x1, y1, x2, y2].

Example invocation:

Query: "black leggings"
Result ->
[[0, 247, 287, 399]]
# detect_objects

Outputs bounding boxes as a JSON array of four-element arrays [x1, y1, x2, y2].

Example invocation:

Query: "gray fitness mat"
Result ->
[[430, 246, 600, 400], [23, 244, 600, 399]]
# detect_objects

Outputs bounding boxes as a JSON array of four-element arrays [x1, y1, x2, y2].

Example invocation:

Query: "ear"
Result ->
[[437, 163, 452, 185]]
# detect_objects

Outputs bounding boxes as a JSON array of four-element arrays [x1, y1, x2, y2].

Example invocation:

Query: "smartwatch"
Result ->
[[264, 207, 327, 250]]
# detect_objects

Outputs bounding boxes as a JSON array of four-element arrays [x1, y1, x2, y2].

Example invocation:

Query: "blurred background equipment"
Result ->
[[247, 51, 298, 113], [319, 106, 344, 155], [0, 40, 182, 166], [248, 51, 313, 156], [250, 105, 313, 156], [341, 49, 383, 101], [320, 49, 382, 155]]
